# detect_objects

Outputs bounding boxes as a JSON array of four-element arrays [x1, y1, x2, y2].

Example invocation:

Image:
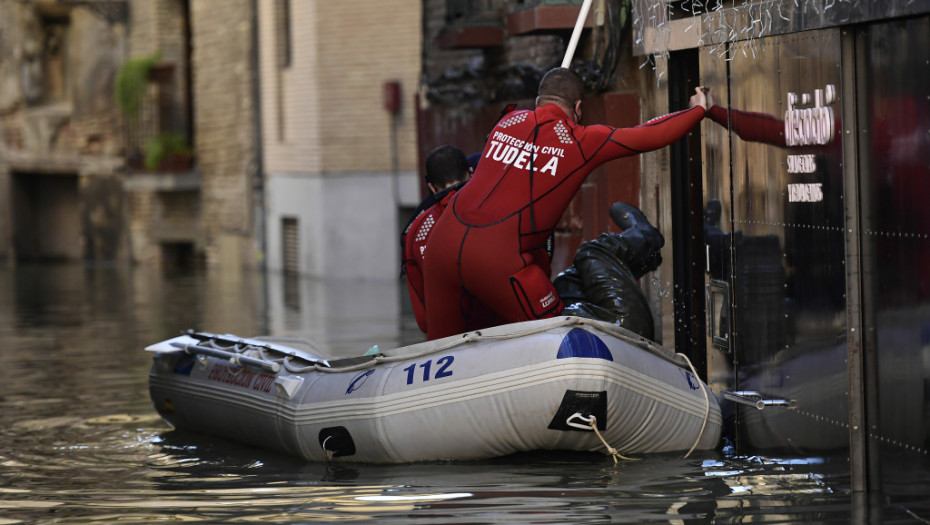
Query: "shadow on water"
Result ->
[[0, 262, 926, 523]]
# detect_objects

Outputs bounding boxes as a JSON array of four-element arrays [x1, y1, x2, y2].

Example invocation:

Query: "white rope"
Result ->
[[676, 352, 711, 459], [251, 335, 328, 356], [206, 340, 321, 374], [312, 317, 588, 374], [567, 413, 635, 465]]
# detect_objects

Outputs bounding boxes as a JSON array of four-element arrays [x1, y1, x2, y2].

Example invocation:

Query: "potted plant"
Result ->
[[144, 131, 192, 171], [114, 51, 162, 120]]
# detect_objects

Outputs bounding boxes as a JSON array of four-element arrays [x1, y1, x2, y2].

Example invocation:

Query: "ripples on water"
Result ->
[[2, 415, 853, 524], [0, 263, 923, 523]]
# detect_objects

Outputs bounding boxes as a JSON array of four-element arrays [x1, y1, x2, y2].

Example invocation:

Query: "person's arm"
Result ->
[[708, 104, 787, 146], [592, 87, 707, 160], [588, 105, 706, 164]]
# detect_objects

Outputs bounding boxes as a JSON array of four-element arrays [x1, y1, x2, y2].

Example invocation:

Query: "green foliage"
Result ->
[[144, 132, 192, 171], [114, 51, 161, 119]]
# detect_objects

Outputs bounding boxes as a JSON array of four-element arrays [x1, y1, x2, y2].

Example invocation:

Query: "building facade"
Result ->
[[257, 0, 422, 281], [123, 0, 260, 272], [0, 0, 260, 272]]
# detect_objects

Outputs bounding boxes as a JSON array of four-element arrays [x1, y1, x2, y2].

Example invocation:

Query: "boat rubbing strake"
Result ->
[[146, 316, 722, 463]]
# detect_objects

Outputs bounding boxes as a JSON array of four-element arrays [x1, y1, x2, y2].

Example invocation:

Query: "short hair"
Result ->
[[425, 145, 469, 190], [537, 67, 585, 107]]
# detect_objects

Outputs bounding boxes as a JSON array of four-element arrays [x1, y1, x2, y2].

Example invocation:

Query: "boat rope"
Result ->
[[198, 337, 327, 374], [567, 413, 635, 465], [193, 317, 685, 376], [307, 318, 590, 373], [253, 348, 318, 374], [321, 435, 336, 463], [677, 352, 711, 459], [312, 317, 678, 374], [251, 335, 329, 356], [204, 339, 238, 350]]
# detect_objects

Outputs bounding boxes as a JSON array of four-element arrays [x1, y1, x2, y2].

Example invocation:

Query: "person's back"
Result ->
[[423, 68, 708, 340], [453, 105, 705, 252]]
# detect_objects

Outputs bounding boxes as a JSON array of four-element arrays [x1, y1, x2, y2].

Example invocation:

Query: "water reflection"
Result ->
[[0, 263, 927, 523]]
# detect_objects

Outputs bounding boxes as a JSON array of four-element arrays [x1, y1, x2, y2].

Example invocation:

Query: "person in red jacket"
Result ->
[[422, 67, 709, 340], [401, 145, 473, 333]]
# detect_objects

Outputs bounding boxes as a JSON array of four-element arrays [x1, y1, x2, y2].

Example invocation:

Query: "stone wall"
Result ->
[[190, 0, 258, 270], [421, 0, 564, 110], [0, 0, 128, 262]]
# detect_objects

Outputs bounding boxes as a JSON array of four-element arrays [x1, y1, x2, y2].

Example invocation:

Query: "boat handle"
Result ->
[[565, 412, 596, 431], [171, 342, 281, 373], [722, 390, 795, 410]]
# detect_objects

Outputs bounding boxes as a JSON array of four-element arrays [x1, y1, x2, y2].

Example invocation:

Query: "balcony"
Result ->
[[119, 60, 197, 192]]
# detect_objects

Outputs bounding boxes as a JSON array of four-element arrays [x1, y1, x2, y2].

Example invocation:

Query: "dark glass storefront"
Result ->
[[692, 11, 930, 493], [857, 15, 930, 487]]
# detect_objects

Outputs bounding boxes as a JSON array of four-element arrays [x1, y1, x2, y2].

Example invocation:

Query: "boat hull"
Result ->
[[148, 317, 722, 463]]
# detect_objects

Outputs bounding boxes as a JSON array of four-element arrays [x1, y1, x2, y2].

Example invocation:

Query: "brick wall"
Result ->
[[258, 0, 322, 175], [421, 0, 563, 109], [259, 0, 420, 176], [316, 0, 420, 174]]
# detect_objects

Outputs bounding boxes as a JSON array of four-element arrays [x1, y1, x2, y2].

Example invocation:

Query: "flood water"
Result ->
[[0, 262, 922, 523]]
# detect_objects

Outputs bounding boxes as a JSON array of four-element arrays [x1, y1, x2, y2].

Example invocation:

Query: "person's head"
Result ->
[[424, 145, 472, 194], [536, 67, 585, 123]]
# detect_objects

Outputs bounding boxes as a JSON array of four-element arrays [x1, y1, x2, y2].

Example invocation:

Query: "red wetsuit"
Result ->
[[708, 105, 786, 146], [423, 103, 706, 340], [403, 186, 500, 333], [402, 190, 456, 333]]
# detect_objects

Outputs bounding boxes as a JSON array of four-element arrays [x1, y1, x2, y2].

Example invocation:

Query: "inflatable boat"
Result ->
[[146, 316, 722, 463]]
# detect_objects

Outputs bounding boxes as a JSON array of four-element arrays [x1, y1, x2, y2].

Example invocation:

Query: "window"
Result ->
[[281, 216, 299, 275]]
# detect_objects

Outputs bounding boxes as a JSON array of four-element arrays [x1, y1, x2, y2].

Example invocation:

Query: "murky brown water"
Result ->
[[0, 262, 922, 523]]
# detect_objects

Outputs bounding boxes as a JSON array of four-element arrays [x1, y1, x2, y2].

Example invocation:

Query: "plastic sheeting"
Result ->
[[554, 232, 659, 341]]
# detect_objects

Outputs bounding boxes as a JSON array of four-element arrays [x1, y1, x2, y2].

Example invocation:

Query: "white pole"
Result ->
[[561, 0, 594, 68]]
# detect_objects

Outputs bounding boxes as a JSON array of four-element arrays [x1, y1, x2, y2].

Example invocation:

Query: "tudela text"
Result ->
[[485, 131, 563, 176]]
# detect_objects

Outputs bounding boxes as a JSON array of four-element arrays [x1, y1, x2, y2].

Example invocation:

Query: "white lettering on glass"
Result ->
[[784, 84, 836, 147], [787, 183, 824, 203]]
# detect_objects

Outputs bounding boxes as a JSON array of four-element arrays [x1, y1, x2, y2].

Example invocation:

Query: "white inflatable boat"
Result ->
[[146, 316, 722, 463]]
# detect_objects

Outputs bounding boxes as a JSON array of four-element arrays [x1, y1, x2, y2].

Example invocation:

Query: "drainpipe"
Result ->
[[250, 0, 270, 331]]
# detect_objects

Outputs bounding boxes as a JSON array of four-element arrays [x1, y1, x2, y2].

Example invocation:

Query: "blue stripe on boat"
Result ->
[[557, 328, 613, 361]]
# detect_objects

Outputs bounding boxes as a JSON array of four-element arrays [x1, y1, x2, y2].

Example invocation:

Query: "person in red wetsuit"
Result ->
[[422, 67, 709, 340], [401, 145, 474, 333]]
